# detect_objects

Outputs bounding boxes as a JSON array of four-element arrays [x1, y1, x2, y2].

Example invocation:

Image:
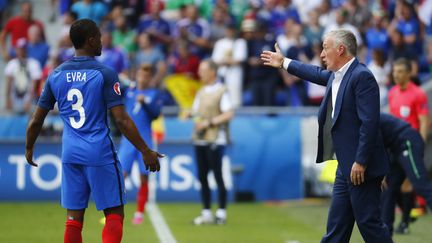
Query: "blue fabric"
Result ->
[[71, 1, 108, 25], [27, 42, 50, 67], [61, 162, 126, 211], [38, 56, 123, 166], [96, 47, 129, 73]]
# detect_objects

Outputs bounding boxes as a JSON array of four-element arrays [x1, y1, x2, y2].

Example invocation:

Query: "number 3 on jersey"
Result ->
[[67, 88, 86, 129]]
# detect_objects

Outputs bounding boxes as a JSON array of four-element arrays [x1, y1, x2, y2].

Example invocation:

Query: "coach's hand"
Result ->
[[142, 148, 164, 172], [350, 162, 366, 185], [25, 147, 38, 167], [260, 43, 285, 68]]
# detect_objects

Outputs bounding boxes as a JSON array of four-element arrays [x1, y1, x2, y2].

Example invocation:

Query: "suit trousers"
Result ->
[[321, 168, 392, 243]]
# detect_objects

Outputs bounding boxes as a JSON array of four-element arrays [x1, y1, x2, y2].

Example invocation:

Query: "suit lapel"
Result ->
[[318, 73, 334, 123], [332, 59, 359, 125]]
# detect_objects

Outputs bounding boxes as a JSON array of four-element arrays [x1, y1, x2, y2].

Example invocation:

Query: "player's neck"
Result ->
[[75, 49, 94, 58]]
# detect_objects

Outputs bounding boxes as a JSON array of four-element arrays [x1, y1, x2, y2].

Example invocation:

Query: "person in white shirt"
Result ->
[[5, 38, 42, 114], [211, 24, 246, 108]]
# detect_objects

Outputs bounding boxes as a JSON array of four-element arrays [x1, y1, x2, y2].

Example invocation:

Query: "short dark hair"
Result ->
[[69, 19, 99, 49], [393, 57, 411, 72]]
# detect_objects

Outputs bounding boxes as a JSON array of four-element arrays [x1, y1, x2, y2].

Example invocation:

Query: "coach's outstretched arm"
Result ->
[[111, 105, 163, 172], [261, 44, 331, 86], [25, 107, 50, 167]]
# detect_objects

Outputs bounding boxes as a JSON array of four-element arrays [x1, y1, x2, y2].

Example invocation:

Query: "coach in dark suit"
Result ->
[[261, 30, 392, 243]]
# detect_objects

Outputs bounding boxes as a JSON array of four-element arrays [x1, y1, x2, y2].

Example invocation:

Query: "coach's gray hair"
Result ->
[[325, 30, 357, 56]]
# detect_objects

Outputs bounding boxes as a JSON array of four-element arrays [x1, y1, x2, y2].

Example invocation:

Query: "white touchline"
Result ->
[[147, 170, 177, 243]]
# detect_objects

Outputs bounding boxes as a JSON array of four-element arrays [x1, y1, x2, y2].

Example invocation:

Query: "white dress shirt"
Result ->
[[283, 57, 356, 117]]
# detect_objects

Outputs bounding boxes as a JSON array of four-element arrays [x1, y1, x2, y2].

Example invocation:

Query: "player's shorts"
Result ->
[[118, 140, 149, 175], [61, 162, 126, 211]]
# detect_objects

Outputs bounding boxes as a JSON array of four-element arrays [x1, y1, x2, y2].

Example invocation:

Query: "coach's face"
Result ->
[[321, 37, 339, 72]]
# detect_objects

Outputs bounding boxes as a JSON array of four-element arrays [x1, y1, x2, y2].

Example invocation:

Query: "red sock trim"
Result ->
[[64, 220, 83, 243], [66, 219, 83, 229]]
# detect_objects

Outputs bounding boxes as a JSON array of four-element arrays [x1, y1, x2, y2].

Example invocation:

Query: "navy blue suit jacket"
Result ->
[[287, 59, 389, 179]]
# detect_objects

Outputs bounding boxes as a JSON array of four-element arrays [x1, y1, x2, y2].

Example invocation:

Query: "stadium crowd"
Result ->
[[2, 0, 432, 114]]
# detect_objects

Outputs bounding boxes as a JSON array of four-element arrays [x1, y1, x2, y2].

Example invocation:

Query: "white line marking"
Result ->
[[147, 173, 177, 243]]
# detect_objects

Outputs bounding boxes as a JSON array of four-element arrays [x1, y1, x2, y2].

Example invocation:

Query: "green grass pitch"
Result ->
[[0, 200, 431, 242]]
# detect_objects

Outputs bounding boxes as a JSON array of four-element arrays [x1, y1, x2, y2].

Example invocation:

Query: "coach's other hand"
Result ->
[[142, 149, 164, 172], [350, 162, 366, 185], [261, 43, 285, 68]]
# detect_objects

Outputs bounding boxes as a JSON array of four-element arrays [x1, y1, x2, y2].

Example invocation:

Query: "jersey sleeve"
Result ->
[[416, 90, 429, 116], [103, 68, 124, 109], [37, 76, 56, 110]]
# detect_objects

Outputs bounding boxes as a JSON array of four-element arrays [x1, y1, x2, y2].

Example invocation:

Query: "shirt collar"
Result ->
[[73, 56, 95, 61], [335, 57, 355, 78]]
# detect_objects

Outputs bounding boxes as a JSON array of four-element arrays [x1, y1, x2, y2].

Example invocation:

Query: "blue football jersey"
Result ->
[[38, 56, 123, 166], [121, 87, 162, 148]]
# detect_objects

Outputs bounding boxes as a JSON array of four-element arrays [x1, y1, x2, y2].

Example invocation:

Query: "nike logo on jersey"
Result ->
[[66, 72, 87, 82]]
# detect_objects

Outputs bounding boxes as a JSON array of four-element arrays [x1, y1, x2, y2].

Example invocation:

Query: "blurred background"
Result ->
[[1, 0, 432, 242]]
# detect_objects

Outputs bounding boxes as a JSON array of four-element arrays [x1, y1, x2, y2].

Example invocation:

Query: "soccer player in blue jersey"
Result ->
[[24, 19, 162, 243], [118, 63, 162, 225]]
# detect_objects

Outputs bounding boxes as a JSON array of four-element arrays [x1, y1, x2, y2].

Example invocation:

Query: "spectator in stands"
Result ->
[[5, 38, 42, 114], [112, 16, 137, 56], [271, 0, 301, 36], [305, 43, 326, 106], [38, 51, 62, 99], [303, 9, 324, 50], [96, 31, 129, 74], [364, 9, 391, 64], [134, 32, 167, 87], [343, 0, 372, 35], [276, 19, 300, 56], [368, 49, 391, 105], [70, 0, 109, 25], [137, 0, 172, 54], [244, 19, 280, 106], [323, 7, 363, 46], [168, 40, 200, 80], [279, 23, 309, 106], [389, 30, 418, 76], [390, 0, 421, 56], [26, 25, 50, 68], [318, 0, 336, 28], [57, 34, 74, 63], [0, 1, 44, 61], [209, 6, 231, 42], [212, 23, 247, 108], [60, 11, 77, 42], [175, 4, 212, 58]]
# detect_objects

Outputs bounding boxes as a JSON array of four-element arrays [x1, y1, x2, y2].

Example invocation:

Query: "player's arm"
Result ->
[[110, 105, 163, 172], [25, 106, 50, 167]]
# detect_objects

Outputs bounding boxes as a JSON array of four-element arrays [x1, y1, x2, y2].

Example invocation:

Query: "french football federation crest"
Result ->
[[113, 82, 121, 95]]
